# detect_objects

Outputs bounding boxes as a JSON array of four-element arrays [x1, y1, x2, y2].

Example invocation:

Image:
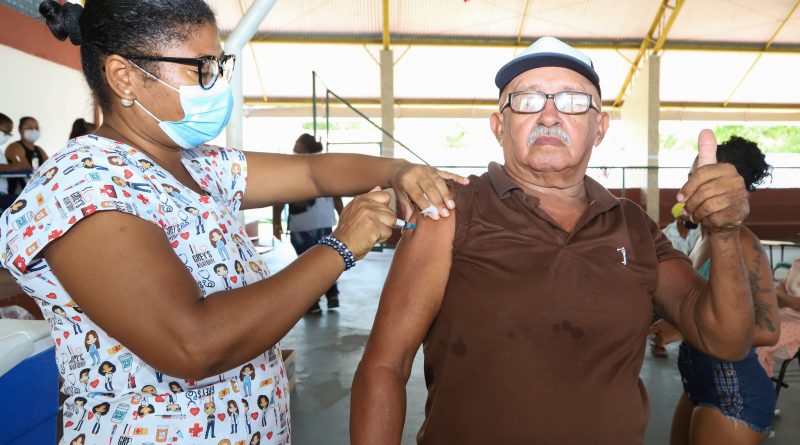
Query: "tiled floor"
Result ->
[[279, 248, 800, 444]]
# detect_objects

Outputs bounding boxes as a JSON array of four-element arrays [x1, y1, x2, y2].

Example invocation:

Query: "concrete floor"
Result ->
[[278, 249, 800, 444]]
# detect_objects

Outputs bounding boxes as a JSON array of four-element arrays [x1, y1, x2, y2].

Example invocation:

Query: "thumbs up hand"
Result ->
[[676, 129, 748, 233]]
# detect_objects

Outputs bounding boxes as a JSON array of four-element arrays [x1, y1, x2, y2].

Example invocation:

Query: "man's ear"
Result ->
[[105, 55, 137, 103], [490, 111, 504, 146], [593, 111, 610, 147]]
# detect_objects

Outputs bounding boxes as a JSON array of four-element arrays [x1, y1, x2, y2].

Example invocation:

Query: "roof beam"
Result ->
[[613, 0, 685, 107], [382, 0, 390, 50], [722, 0, 800, 107], [515, 0, 533, 45], [229, 34, 800, 53]]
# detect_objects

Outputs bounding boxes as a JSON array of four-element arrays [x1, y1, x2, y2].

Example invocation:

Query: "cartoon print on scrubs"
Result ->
[[0, 135, 290, 445], [235, 260, 248, 286], [71, 397, 87, 431], [52, 305, 82, 334], [91, 402, 109, 434], [231, 162, 242, 189], [98, 361, 116, 391], [232, 233, 252, 260], [242, 398, 253, 435], [204, 400, 217, 439], [215, 263, 231, 289], [240, 363, 255, 397], [85, 331, 101, 365], [228, 400, 240, 434], [186, 206, 206, 234], [209, 228, 231, 260]]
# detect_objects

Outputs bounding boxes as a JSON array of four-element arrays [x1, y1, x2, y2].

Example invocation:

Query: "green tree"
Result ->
[[714, 125, 800, 153], [445, 126, 467, 149]]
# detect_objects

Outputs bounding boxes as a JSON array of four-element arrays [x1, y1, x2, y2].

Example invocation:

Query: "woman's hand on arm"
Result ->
[[350, 211, 455, 444]]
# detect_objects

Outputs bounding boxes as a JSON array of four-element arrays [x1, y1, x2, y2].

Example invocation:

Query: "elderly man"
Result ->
[[350, 37, 753, 444]]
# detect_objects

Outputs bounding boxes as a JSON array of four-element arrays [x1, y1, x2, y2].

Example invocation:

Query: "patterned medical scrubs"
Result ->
[[0, 135, 290, 445]]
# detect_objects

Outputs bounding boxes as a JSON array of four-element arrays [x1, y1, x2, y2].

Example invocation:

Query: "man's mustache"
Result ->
[[527, 125, 571, 146]]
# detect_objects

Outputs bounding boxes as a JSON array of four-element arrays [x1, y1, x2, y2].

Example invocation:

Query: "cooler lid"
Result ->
[[0, 319, 51, 378]]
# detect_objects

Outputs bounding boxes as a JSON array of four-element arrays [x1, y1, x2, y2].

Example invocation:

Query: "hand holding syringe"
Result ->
[[394, 204, 440, 230]]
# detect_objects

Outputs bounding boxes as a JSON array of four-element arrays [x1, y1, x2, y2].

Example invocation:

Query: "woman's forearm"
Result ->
[[307, 153, 407, 196]]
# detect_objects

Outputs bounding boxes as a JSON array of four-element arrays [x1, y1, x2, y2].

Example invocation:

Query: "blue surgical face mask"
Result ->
[[131, 62, 233, 149]]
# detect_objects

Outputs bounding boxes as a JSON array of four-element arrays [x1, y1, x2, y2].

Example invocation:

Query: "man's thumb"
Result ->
[[697, 129, 717, 167]]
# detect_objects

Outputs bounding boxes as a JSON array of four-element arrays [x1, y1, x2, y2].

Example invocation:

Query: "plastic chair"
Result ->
[[773, 349, 800, 399]]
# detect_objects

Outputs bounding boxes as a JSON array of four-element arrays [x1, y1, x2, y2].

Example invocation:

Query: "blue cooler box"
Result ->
[[0, 319, 58, 445]]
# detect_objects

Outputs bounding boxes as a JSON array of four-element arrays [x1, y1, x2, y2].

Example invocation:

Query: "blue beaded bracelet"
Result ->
[[318, 235, 357, 271]]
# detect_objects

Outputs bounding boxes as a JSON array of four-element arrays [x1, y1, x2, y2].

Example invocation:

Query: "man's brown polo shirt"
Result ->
[[418, 163, 687, 444]]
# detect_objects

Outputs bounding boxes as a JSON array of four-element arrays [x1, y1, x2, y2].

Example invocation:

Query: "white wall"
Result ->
[[0, 44, 93, 155]]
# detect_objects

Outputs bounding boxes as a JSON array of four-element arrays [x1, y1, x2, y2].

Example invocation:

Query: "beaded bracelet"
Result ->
[[318, 235, 357, 271]]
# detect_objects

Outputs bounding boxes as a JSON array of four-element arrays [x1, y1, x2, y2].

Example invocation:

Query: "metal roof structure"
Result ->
[[204, 0, 800, 120]]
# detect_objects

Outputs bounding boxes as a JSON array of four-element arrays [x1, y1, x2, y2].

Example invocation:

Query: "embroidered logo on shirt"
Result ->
[[617, 247, 628, 266]]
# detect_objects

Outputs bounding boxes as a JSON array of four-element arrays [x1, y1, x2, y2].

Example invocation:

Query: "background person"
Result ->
[[69, 118, 96, 139], [663, 202, 701, 256], [273, 133, 344, 313], [651, 201, 702, 357], [757, 258, 800, 379], [5, 115, 48, 170], [0, 113, 17, 211], [4, 115, 48, 194], [1, 2, 466, 444], [651, 136, 779, 444]]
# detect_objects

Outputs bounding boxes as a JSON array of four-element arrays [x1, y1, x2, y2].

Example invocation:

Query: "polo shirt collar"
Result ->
[[487, 161, 620, 213]]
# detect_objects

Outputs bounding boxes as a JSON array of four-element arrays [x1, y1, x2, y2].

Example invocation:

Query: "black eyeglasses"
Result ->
[[500, 91, 600, 114], [124, 54, 236, 90]]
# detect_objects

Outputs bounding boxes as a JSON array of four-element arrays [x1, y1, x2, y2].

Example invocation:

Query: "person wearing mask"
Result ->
[[351, 37, 756, 444], [652, 136, 779, 444], [5, 116, 48, 171], [0, 113, 16, 211], [273, 133, 345, 313], [0, 2, 466, 444], [69, 118, 96, 140], [4, 116, 48, 196]]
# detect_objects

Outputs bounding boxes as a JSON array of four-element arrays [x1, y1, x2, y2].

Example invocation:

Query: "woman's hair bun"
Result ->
[[39, 0, 84, 45]]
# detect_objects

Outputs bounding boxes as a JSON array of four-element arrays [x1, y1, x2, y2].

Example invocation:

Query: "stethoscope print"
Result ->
[[178, 253, 194, 274], [197, 270, 216, 289]]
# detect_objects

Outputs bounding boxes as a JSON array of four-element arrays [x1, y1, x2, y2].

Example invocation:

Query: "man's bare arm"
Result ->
[[350, 212, 455, 444], [654, 234, 753, 361]]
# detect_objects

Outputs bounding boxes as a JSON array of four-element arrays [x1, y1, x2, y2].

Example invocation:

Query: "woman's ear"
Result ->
[[105, 55, 137, 104]]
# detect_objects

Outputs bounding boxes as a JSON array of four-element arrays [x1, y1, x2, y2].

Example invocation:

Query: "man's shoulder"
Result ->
[[617, 197, 650, 216]]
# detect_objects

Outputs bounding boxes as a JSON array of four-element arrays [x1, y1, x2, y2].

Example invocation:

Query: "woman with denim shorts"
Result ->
[[654, 136, 780, 444]]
